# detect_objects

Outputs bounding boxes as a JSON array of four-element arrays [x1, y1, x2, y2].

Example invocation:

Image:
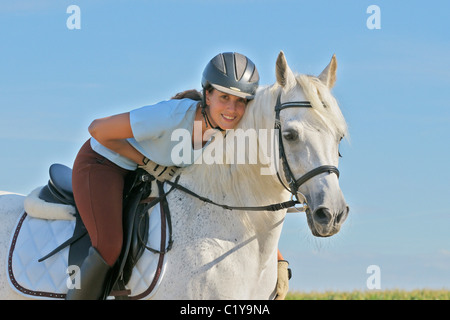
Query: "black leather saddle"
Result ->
[[38, 163, 153, 296], [38, 164, 75, 206]]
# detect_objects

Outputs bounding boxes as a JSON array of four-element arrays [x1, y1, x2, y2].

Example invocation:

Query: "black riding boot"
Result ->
[[65, 247, 112, 300]]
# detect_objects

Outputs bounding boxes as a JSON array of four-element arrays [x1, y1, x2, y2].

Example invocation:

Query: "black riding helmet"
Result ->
[[201, 52, 260, 130], [202, 52, 259, 99]]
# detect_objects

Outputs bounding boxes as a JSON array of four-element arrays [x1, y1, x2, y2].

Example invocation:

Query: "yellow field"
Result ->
[[286, 289, 450, 300]]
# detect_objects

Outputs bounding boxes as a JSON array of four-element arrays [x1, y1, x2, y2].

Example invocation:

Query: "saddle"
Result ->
[[37, 163, 160, 298]]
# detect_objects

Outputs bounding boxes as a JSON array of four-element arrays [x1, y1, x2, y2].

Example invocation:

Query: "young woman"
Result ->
[[67, 52, 289, 300]]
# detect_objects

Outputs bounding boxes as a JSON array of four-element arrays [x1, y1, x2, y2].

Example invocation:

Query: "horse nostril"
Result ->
[[336, 206, 350, 224], [313, 208, 331, 224]]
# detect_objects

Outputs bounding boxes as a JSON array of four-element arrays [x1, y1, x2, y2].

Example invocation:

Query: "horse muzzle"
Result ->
[[307, 205, 349, 237]]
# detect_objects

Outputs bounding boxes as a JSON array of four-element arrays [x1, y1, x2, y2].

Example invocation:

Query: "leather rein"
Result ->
[[162, 91, 340, 213]]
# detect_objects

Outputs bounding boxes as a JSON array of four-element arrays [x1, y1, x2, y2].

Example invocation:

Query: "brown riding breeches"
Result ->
[[72, 139, 131, 266]]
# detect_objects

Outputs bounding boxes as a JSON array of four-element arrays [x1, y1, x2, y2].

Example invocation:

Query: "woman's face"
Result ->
[[205, 89, 247, 130]]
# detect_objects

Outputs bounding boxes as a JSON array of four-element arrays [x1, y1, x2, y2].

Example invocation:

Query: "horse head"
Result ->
[[272, 51, 349, 237]]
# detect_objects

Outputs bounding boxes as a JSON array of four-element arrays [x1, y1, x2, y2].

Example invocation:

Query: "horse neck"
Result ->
[[173, 162, 286, 263]]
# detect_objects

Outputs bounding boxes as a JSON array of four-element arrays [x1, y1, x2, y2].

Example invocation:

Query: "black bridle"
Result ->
[[163, 91, 340, 212], [274, 91, 340, 205]]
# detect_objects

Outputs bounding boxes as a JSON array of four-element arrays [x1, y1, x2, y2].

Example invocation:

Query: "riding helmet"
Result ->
[[201, 52, 259, 100]]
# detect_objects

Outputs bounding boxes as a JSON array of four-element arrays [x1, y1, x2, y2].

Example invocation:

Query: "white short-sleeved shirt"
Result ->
[[90, 98, 213, 170]]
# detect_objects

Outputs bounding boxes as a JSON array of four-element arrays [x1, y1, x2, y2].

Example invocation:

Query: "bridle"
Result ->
[[274, 91, 340, 211], [163, 91, 341, 213]]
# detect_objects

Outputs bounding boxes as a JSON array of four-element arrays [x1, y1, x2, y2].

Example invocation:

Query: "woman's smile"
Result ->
[[222, 114, 237, 121]]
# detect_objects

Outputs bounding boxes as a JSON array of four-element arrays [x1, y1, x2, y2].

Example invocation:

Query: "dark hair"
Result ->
[[171, 89, 202, 101]]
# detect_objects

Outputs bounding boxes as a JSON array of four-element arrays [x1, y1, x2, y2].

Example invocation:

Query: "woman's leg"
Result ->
[[67, 140, 130, 299], [72, 139, 130, 266]]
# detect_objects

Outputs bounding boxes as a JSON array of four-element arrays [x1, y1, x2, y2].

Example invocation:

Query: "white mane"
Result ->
[[296, 74, 348, 139]]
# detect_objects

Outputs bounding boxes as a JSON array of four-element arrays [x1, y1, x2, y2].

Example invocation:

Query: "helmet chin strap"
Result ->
[[201, 90, 224, 132]]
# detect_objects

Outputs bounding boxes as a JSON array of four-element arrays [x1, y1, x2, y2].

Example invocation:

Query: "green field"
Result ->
[[286, 289, 450, 300]]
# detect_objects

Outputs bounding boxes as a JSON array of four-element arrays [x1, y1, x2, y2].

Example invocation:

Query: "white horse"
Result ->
[[0, 52, 349, 299]]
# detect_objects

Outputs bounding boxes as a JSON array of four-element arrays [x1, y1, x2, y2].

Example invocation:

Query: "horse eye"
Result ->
[[282, 129, 298, 141]]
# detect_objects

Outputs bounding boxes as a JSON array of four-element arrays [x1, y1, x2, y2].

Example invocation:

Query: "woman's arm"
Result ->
[[88, 112, 145, 165]]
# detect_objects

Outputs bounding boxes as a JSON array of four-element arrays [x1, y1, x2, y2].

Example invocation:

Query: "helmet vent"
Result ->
[[234, 52, 248, 81], [211, 54, 226, 74], [249, 67, 259, 83]]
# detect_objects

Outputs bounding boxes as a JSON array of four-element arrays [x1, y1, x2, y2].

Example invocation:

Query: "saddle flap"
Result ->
[[48, 164, 75, 205]]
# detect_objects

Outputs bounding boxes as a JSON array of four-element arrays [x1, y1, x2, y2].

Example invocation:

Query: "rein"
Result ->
[[165, 178, 298, 212]]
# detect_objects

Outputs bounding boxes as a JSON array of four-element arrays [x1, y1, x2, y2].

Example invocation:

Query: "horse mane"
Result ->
[[295, 74, 348, 139], [179, 72, 348, 213]]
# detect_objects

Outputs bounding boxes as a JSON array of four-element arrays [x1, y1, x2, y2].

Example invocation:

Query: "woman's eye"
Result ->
[[237, 99, 247, 107]]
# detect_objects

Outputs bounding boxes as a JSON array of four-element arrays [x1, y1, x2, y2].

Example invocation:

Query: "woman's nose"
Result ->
[[226, 100, 238, 111]]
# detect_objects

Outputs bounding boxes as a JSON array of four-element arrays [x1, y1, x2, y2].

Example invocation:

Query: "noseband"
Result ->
[[274, 91, 340, 209]]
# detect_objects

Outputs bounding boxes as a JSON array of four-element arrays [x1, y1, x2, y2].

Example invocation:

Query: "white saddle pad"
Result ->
[[7, 203, 168, 300]]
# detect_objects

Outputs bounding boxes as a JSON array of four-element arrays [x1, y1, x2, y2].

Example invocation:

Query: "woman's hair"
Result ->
[[171, 89, 202, 101], [171, 85, 214, 101]]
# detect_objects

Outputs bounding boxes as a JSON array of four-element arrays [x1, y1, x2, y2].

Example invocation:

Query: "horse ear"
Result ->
[[276, 51, 296, 88], [318, 54, 337, 88]]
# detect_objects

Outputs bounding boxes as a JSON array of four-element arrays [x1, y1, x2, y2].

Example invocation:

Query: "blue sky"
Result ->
[[1, 0, 449, 292]]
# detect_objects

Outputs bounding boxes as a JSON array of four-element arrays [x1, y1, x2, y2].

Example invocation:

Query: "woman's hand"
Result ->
[[139, 157, 178, 181], [275, 260, 291, 300]]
